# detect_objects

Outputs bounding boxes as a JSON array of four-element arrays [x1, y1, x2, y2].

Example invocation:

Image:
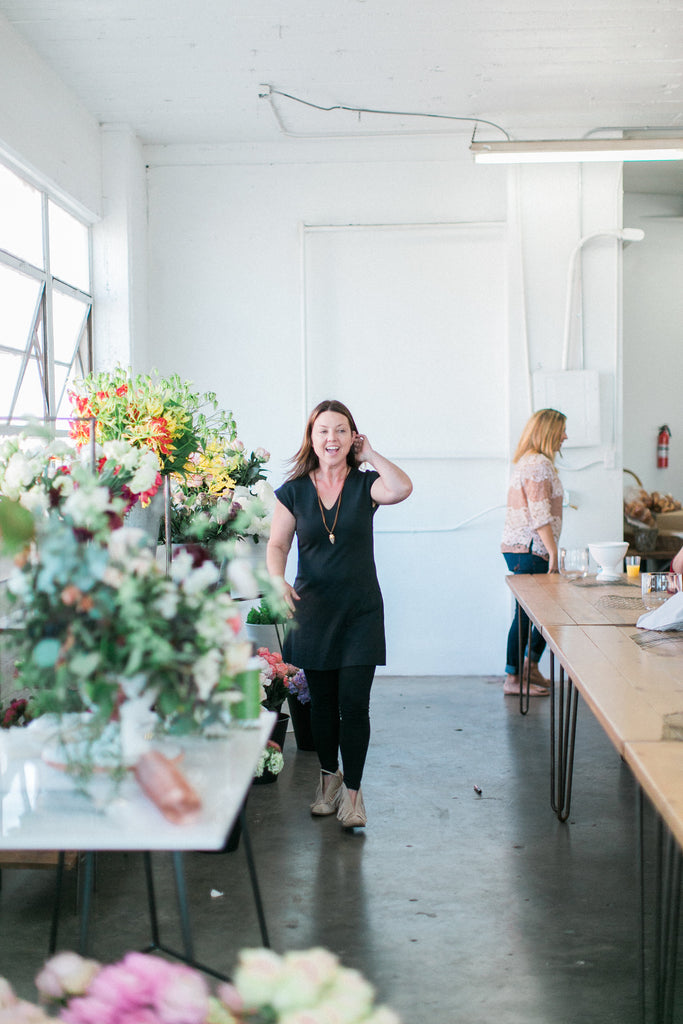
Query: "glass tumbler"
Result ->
[[641, 572, 683, 611], [559, 547, 590, 580]]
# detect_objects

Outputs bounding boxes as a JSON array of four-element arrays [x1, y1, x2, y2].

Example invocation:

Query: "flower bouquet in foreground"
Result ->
[[0, 469, 287, 788], [0, 947, 401, 1023]]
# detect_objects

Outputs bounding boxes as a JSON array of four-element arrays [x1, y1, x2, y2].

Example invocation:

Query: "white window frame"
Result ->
[[0, 164, 93, 431]]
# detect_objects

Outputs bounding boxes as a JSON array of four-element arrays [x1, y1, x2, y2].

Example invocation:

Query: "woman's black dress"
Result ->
[[275, 469, 385, 670]]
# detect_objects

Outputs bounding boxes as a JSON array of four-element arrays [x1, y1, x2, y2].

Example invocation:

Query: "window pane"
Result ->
[[52, 290, 89, 363], [0, 263, 42, 352], [0, 353, 23, 419], [0, 163, 44, 268], [55, 326, 89, 422], [13, 355, 46, 420], [48, 201, 90, 292]]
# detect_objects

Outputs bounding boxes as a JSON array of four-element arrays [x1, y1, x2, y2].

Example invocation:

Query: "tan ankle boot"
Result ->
[[310, 769, 343, 815], [337, 784, 367, 828]]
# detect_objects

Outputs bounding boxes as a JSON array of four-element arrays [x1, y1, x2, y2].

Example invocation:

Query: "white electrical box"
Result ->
[[532, 370, 601, 448]]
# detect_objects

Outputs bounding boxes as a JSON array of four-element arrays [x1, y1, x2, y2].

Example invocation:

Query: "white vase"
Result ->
[[246, 622, 285, 654], [125, 486, 166, 548]]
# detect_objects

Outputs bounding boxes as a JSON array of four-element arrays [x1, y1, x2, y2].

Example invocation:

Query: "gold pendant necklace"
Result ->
[[313, 469, 349, 544]]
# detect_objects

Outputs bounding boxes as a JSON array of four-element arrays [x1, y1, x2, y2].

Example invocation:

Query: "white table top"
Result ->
[[0, 712, 274, 851]]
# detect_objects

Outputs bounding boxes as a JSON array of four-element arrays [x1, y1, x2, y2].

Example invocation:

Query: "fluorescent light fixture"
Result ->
[[471, 138, 683, 164]]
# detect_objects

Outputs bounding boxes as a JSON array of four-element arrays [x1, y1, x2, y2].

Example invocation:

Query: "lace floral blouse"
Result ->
[[501, 452, 563, 560]]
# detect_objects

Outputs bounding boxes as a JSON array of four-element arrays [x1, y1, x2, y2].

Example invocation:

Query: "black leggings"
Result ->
[[303, 665, 375, 790]]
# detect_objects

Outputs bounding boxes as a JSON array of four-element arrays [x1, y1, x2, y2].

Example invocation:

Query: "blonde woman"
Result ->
[[501, 408, 567, 697]]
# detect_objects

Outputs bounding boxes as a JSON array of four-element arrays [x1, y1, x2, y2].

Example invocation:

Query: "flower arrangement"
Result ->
[[6, 518, 252, 738], [253, 739, 284, 779], [257, 648, 303, 713], [0, 432, 161, 523], [168, 443, 273, 552], [0, 947, 401, 1023], [68, 367, 234, 478]]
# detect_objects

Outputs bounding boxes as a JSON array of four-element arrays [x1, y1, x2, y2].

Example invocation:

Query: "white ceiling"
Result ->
[[1, 0, 682, 189]]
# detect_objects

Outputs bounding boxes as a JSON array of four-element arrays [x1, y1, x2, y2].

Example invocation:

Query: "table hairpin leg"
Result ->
[[638, 790, 682, 1024], [517, 601, 532, 716], [549, 654, 579, 822], [48, 852, 66, 954], [77, 852, 96, 955], [142, 852, 232, 981], [240, 806, 270, 948]]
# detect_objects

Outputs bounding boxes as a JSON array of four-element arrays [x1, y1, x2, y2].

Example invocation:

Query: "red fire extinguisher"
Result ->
[[657, 425, 671, 469]]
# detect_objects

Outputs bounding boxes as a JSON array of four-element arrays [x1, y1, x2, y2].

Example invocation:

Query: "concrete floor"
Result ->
[[0, 676, 678, 1022]]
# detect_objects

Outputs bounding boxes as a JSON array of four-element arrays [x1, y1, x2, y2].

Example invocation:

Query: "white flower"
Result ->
[[270, 949, 340, 1014], [170, 549, 195, 583], [101, 439, 139, 469], [61, 484, 111, 525], [128, 450, 161, 494], [107, 528, 156, 577], [20, 486, 49, 515], [233, 949, 284, 1009], [153, 583, 179, 619], [318, 969, 375, 1022], [2, 452, 36, 497], [223, 640, 253, 677], [193, 649, 222, 701], [228, 558, 260, 598], [252, 479, 276, 511], [182, 560, 220, 595]]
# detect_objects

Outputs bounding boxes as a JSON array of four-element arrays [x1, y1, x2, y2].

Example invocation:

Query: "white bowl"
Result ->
[[588, 541, 629, 581]]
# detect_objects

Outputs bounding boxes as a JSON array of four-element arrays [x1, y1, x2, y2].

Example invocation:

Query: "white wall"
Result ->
[[623, 191, 683, 497], [145, 141, 626, 675], [0, 11, 101, 219], [92, 126, 149, 371]]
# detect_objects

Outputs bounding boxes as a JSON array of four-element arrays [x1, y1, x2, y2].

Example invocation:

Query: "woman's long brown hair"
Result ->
[[286, 399, 359, 481]]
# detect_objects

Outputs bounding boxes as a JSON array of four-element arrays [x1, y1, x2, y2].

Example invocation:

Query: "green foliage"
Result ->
[[246, 596, 287, 625]]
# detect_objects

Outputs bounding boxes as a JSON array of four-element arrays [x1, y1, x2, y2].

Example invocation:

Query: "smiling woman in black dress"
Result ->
[[266, 400, 412, 828]]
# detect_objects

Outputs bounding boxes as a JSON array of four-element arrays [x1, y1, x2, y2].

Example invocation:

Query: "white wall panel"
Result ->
[[303, 223, 507, 459]]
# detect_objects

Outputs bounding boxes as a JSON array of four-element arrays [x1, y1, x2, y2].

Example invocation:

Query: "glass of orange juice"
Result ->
[[626, 555, 641, 578]]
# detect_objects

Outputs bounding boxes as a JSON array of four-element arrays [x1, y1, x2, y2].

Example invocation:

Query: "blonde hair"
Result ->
[[513, 408, 567, 464]]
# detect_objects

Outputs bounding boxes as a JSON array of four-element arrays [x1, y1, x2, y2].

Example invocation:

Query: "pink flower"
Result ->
[[154, 964, 209, 1023], [214, 982, 244, 1014], [59, 994, 118, 1024], [88, 953, 172, 1012], [117, 1011, 161, 1024]]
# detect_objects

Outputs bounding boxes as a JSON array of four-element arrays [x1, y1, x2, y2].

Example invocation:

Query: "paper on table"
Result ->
[[637, 590, 683, 631]]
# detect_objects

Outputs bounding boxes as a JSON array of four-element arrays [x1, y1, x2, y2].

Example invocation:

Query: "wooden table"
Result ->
[[506, 572, 683, 1022], [624, 741, 683, 1023], [507, 572, 644, 628]]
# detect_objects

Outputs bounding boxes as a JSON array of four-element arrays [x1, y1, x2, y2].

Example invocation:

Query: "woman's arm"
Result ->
[[266, 500, 299, 612], [672, 545, 683, 575], [353, 434, 413, 506], [537, 523, 559, 573]]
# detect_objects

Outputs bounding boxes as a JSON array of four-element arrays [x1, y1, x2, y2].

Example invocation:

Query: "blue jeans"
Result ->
[[504, 551, 549, 674]]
